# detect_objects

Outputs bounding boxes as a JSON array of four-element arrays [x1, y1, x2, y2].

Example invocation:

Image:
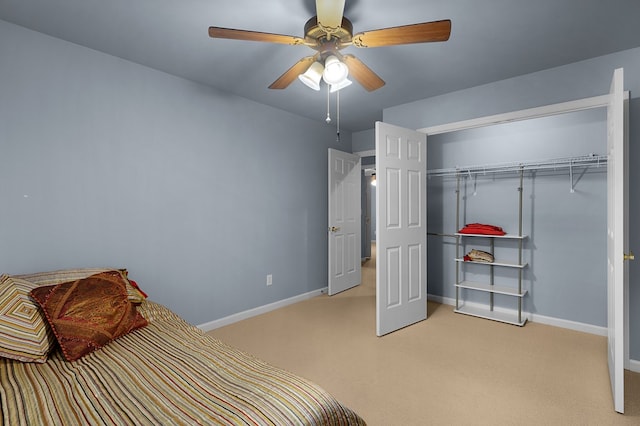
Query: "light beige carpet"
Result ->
[[208, 244, 640, 425]]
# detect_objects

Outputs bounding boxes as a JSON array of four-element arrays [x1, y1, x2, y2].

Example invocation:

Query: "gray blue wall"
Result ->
[[352, 129, 375, 154], [383, 48, 640, 360], [0, 20, 351, 326]]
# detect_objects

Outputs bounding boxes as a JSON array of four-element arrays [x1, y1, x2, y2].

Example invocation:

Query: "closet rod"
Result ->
[[426, 154, 607, 178]]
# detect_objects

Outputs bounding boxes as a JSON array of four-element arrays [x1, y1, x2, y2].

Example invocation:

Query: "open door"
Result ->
[[607, 67, 629, 414], [376, 122, 427, 336], [328, 148, 361, 295]]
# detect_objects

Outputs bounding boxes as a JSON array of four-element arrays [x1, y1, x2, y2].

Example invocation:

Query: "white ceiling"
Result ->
[[2, 0, 640, 131]]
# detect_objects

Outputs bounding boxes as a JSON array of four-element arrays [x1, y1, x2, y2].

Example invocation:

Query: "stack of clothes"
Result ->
[[464, 249, 495, 263], [458, 223, 506, 236]]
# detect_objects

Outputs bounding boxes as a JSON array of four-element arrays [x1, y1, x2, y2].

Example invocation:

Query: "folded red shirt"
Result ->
[[458, 223, 506, 236]]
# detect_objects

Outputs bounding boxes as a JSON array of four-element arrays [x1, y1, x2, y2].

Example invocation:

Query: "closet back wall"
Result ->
[[0, 20, 351, 326]]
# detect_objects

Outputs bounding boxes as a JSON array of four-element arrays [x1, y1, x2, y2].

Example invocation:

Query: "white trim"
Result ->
[[624, 96, 631, 372], [354, 150, 375, 157], [418, 92, 629, 136], [629, 359, 640, 373], [428, 293, 606, 336], [197, 288, 327, 332], [531, 312, 607, 336], [427, 293, 454, 305]]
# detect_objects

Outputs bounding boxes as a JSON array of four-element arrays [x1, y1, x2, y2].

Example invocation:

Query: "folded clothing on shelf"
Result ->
[[458, 223, 506, 236], [464, 249, 495, 263]]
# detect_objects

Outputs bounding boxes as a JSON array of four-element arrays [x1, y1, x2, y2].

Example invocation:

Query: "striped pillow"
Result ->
[[0, 275, 56, 363], [15, 268, 147, 304]]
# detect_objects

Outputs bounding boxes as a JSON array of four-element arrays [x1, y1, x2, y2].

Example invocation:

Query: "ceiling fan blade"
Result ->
[[208, 27, 305, 45], [341, 54, 385, 92], [269, 55, 319, 89], [352, 19, 451, 48], [315, 0, 346, 33]]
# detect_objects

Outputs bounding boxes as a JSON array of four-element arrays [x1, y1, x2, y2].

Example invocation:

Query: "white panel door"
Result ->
[[375, 122, 427, 336], [328, 148, 361, 295], [607, 67, 627, 414]]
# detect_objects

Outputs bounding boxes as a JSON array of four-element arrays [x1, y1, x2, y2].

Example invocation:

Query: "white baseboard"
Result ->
[[207, 292, 608, 336], [427, 294, 606, 336], [429, 295, 640, 372], [197, 288, 327, 332], [427, 294, 640, 373], [198, 291, 640, 371], [530, 312, 607, 336], [427, 294, 453, 306]]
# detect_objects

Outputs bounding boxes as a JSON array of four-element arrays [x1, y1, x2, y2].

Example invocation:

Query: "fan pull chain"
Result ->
[[336, 89, 340, 142], [325, 84, 331, 124]]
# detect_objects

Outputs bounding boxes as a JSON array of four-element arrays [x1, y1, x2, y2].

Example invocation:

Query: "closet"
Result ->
[[427, 155, 607, 326]]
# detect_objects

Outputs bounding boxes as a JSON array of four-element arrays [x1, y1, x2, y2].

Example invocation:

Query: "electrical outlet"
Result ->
[[266, 274, 272, 286]]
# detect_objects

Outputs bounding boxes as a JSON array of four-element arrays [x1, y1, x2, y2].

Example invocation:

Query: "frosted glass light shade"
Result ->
[[322, 55, 349, 85], [298, 62, 324, 91], [330, 78, 352, 92]]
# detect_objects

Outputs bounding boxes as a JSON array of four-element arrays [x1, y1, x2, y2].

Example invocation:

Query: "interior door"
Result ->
[[606, 67, 627, 414], [376, 122, 427, 336], [328, 148, 361, 295]]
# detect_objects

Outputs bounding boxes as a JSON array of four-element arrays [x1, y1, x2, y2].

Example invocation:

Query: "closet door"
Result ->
[[375, 122, 427, 336], [606, 67, 628, 414]]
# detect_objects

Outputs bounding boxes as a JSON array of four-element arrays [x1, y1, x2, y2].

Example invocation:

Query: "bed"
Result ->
[[0, 268, 366, 425]]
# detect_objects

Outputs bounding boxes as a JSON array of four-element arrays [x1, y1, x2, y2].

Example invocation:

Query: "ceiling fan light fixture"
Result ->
[[298, 61, 324, 91], [322, 55, 349, 85], [330, 78, 352, 92]]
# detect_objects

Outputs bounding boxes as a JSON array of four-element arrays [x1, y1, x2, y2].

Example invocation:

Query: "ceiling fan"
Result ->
[[208, 0, 451, 92]]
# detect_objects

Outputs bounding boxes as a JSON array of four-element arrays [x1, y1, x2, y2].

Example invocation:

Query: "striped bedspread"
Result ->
[[0, 301, 366, 425]]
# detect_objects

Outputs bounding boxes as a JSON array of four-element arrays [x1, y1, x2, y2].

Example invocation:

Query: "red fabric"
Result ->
[[128, 279, 148, 298], [458, 223, 506, 236], [463, 255, 472, 262]]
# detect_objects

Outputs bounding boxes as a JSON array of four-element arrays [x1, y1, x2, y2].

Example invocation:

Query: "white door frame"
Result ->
[[418, 94, 614, 135]]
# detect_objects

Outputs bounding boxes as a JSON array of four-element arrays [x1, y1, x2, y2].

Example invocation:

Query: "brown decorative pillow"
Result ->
[[30, 271, 148, 362]]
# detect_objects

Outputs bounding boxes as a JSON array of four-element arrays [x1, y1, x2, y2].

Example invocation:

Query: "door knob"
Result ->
[[329, 226, 341, 233], [624, 251, 635, 261]]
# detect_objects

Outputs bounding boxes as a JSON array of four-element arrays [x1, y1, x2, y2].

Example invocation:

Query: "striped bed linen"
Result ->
[[0, 301, 366, 425]]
